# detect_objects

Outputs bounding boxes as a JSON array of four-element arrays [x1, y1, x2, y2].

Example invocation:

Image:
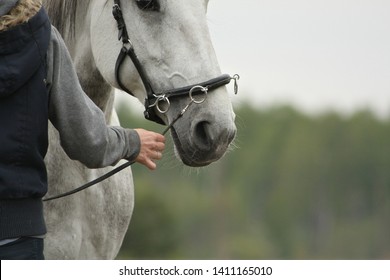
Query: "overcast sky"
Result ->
[[207, 0, 390, 117]]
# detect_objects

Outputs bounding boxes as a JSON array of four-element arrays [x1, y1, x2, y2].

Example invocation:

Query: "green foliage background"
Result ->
[[116, 101, 390, 259]]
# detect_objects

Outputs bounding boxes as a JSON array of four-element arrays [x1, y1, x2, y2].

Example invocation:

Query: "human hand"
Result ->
[[134, 129, 165, 170]]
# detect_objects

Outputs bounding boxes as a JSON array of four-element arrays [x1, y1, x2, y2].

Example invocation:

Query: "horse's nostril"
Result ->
[[192, 120, 236, 152], [193, 121, 212, 149]]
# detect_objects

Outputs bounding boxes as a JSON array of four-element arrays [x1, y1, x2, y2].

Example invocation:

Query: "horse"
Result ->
[[42, 0, 237, 259]]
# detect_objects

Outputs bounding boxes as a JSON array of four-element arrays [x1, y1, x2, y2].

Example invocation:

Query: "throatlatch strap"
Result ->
[[115, 47, 134, 96]]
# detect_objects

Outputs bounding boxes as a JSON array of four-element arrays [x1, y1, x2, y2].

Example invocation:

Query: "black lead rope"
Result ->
[[42, 160, 134, 202]]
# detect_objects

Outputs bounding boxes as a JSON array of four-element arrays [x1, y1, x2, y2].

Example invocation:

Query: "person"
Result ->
[[0, 0, 165, 260]]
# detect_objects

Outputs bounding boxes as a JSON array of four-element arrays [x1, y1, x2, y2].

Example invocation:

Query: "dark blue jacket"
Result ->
[[0, 8, 51, 239]]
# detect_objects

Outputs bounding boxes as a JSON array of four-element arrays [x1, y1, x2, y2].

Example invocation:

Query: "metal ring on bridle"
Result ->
[[189, 85, 208, 104], [149, 94, 171, 114]]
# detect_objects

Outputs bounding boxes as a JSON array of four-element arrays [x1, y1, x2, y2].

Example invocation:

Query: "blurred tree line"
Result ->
[[115, 101, 390, 259]]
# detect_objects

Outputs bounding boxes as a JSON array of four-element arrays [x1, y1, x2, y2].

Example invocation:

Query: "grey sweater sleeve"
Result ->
[[46, 27, 140, 168]]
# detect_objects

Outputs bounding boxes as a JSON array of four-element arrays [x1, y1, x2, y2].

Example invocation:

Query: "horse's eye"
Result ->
[[136, 0, 160, 11]]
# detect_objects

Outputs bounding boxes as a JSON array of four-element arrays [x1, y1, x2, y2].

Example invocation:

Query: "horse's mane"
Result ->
[[43, 0, 86, 37]]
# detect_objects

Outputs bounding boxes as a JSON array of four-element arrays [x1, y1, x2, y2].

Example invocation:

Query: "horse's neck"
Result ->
[[76, 59, 114, 120], [64, 4, 114, 122], [72, 49, 114, 122]]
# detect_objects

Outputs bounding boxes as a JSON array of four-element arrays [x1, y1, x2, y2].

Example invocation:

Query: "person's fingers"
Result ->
[[155, 133, 165, 143], [137, 154, 157, 170], [154, 142, 165, 153], [145, 158, 157, 170], [154, 150, 162, 160], [133, 129, 166, 170]]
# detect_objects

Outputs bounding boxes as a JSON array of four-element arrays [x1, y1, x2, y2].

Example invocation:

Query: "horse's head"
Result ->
[[90, 0, 237, 167]]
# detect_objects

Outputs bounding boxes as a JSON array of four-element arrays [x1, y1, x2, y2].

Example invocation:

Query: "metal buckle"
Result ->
[[232, 74, 240, 95]]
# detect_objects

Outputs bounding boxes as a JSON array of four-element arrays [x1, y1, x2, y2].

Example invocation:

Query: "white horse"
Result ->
[[42, 0, 237, 259]]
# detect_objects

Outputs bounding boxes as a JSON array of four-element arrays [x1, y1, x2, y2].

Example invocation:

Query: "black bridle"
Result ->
[[43, 0, 239, 201], [112, 0, 238, 125]]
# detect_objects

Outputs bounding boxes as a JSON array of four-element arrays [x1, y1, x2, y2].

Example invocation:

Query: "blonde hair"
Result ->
[[0, 0, 42, 32]]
